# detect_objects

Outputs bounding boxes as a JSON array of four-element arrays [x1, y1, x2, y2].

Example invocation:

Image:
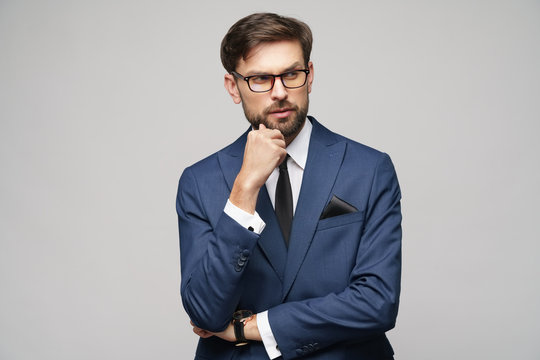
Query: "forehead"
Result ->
[[237, 40, 304, 75]]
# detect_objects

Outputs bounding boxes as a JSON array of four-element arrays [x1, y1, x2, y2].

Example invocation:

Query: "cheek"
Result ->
[[246, 97, 269, 113], [293, 91, 309, 107]]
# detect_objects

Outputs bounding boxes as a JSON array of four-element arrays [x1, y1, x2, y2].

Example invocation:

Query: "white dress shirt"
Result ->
[[223, 119, 312, 359]]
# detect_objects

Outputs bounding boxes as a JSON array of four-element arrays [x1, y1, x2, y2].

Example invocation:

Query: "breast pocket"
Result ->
[[316, 210, 364, 231]]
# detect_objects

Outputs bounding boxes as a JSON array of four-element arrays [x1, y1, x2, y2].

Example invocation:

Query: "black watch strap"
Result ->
[[232, 310, 253, 346]]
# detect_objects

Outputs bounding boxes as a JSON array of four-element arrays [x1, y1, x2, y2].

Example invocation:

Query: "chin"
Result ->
[[276, 118, 305, 138], [264, 116, 289, 129]]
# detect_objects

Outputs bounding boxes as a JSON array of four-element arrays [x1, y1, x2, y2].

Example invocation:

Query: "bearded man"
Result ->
[[176, 12, 402, 360]]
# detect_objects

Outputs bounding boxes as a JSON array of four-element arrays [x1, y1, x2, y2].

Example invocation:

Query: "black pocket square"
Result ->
[[320, 195, 358, 220]]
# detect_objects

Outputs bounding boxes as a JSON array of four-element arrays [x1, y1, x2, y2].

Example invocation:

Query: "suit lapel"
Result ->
[[282, 119, 346, 300], [218, 129, 287, 282]]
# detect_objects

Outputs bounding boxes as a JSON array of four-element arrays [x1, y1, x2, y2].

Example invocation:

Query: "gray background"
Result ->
[[1, 0, 539, 359]]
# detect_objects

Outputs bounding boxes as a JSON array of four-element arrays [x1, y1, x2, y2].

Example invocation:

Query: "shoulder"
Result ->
[[310, 116, 392, 167], [181, 129, 248, 178], [182, 152, 220, 178]]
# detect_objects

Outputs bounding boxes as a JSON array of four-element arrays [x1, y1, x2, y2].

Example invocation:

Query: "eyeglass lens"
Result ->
[[249, 71, 307, 92]]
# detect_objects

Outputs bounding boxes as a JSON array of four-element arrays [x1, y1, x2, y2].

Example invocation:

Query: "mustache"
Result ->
[[264, 100, 298, 115]]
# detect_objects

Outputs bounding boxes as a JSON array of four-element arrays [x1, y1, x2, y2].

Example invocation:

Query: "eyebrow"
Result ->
[[245, 61, 304, 77]]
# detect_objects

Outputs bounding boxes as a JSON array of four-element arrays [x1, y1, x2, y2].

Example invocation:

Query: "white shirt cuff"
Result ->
[[257, 310, 282, 359], [224, 200, 266, 234]]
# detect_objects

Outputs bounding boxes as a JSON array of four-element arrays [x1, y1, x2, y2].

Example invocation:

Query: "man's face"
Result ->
[[225, 40, 314, 141]]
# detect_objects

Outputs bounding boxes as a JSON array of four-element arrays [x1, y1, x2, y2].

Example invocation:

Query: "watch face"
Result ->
[[233, 309, 253, 321]]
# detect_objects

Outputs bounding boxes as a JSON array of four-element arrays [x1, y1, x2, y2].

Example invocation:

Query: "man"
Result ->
[[177, 13, 401, 359]]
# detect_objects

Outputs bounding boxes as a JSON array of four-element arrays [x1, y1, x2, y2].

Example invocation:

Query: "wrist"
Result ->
[[230, 176, 261, 214], [232, 310, 254, 346], [244, 313, 261, 341], [232, 311, 261, 345]]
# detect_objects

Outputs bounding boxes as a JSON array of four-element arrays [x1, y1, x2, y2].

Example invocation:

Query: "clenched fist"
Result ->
[[230, 124, 287, 214]]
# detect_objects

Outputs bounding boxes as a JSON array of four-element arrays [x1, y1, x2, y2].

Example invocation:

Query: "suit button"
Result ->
[[240, 249, 250, 261], [238, 259, 246, 266], [234, 264, 242, 272]]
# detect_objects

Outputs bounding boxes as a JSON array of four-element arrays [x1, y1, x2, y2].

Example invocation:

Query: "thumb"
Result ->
[[259, 123, 266, 130]]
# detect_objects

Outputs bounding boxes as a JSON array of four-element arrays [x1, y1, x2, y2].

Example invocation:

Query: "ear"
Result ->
[[306, 61, 314, 94], [224, 73, 242, 104]]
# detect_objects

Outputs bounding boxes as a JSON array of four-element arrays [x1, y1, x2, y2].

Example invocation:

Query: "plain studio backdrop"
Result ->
[[1, 1, 539, 359]]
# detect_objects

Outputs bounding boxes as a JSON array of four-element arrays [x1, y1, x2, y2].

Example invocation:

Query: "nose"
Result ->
[[270, 76, 288, 101]]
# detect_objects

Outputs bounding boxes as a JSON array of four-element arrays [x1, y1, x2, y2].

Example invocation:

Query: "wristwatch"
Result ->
[[232, 310, 253, 346]]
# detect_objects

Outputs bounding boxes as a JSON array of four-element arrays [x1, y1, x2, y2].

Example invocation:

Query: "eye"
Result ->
[[282, 71, 300, 80], [250, 75, 272, 84]]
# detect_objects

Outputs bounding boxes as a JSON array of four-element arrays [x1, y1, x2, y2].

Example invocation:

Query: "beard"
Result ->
[[241, 97, 309, 139]]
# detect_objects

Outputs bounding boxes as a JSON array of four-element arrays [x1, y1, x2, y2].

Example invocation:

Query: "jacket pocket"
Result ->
[[316, 210, 364, 231]]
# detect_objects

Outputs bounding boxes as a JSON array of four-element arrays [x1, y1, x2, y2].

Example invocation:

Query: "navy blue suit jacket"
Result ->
[[177, 117, 402, 359]]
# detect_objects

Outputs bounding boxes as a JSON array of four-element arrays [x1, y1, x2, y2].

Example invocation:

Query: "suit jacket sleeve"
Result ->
[[176, 166, 259, 332], [268, 153, 402, 359]]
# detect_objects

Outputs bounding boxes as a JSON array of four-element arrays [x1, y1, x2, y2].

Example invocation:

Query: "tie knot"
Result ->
[[279, 154, 290, 171]]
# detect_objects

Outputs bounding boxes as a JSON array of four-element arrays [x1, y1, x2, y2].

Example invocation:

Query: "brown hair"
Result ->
[[220, 13, 313, 73]]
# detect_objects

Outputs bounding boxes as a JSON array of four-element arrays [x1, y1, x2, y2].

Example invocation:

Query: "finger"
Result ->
[[262, 129, 284, 141], [257, 124, 283, 138], [271, 130, 285, 139], [272, 138, 287, 149], [199, 331, 213, 338], [193, 327, 214, 338]]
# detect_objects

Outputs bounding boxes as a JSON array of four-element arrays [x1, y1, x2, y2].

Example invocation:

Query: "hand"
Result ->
[[190, 321, 236, 342], [190, 315, 262, 342], [230, 124, 287, 214], [191, 321, 214, 339]]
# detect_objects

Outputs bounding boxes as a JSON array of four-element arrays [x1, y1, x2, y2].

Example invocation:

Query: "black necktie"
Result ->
[[275, 155, 293, 246]]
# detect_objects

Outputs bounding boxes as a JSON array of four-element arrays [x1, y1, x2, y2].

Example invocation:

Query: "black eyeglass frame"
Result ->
[[231, 69, 310, 93]]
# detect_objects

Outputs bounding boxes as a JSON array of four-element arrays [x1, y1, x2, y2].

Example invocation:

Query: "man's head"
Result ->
[[220, 13, 313, 74], [221, 13, 314, 143]]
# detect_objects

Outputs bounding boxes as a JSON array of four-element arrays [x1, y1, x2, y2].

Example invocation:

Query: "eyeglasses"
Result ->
[[231, 69, 310, 93]]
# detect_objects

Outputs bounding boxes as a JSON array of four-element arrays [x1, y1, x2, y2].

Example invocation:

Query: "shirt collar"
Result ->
[[286, 118, 312, 170]]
